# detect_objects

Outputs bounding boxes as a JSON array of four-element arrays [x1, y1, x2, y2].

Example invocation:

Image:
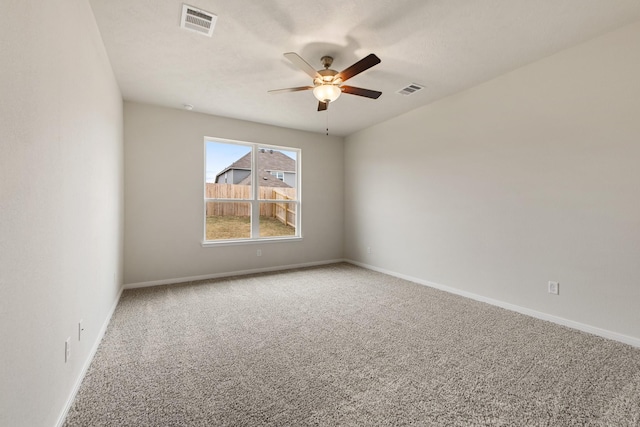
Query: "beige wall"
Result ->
[[345, 21, 640, 342], [0, 0, 124, 426], [123, 102, 344, 285]]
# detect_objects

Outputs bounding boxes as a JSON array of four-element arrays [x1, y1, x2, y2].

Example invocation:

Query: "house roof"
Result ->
[[216, 149, 296, 188], [237, 173, 289, 188]]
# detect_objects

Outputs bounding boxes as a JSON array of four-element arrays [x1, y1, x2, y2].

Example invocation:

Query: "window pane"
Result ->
[[257, 148, 297, 200], [259, 202, 296, 237], [205, 202, 251, 240], [206, 141, 251, 198]]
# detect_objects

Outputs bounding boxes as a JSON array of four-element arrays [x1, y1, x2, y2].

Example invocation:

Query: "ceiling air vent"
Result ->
[[396, 83, 424, 96], [180, 4, 217, 37]]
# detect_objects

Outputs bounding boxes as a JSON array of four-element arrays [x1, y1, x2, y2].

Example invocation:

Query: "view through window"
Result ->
[[204, 138, 300, 242]]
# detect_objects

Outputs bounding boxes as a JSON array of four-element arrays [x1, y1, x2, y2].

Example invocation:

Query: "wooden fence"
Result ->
[[205, 184, 296, 226], [273, 189, 296, 227]]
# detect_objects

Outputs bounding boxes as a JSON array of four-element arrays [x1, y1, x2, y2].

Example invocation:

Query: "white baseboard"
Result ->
[[123, 259, 346, 289], [55, 286, 124, 427], [346, 259, 640, 349]]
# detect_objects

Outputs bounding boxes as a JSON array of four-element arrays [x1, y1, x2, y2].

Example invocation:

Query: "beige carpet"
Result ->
[[64, 263, 640, 426]]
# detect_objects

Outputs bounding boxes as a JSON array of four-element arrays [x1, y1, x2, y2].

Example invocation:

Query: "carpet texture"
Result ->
[[64, 263, 640, 426]]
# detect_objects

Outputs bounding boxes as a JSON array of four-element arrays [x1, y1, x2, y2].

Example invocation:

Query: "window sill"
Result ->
[[201, 236, 303, 248]]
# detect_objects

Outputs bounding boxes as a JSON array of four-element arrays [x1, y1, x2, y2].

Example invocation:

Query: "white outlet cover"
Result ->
[[548, 281, 559, 295]]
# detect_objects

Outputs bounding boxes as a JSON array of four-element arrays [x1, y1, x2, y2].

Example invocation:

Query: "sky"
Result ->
[[205, 140, 297, 183]]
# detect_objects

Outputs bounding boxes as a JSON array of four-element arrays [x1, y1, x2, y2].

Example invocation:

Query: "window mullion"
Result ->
[[250, 147, 260, 238]]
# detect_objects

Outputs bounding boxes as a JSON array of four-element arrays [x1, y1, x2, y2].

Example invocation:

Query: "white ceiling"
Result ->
[[89, 0, 640, 137]]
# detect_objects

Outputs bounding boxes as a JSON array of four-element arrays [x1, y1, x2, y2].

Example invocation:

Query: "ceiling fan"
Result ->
[[268, 52, 382, 111]]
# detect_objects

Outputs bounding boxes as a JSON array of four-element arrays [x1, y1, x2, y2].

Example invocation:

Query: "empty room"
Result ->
[[2, 0, 640, 426]]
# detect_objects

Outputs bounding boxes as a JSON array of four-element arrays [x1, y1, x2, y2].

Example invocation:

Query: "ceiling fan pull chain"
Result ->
[[326, 108, 329, 136]]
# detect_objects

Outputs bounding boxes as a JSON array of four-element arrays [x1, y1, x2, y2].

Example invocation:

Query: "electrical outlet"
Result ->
[[65, 337, 71, 363], [367, 246, 372, 254], [548, 281, 559, 295], [257, 249, 262, 257], [78, 320, 84, 341]]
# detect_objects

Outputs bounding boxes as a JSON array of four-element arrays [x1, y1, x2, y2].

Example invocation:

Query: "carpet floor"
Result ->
[[64, 263, 640, 426]]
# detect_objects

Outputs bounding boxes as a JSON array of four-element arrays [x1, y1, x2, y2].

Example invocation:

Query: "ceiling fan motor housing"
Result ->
[[315, 69, 340, 85]]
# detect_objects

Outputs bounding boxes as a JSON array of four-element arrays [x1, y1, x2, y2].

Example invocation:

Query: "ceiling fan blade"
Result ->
[[284, 52, 321, 79], [341, 86, 382, 99], [317, 101, 328, 111], [336, 54, 381, 82], [268, 86, 314, 94]]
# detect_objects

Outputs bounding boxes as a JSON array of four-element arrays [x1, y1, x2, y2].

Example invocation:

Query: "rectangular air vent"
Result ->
[[396, 83, 424, 96], [180, 4, 217, 37]]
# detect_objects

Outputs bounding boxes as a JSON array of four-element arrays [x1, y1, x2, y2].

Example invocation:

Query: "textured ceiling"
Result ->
[[89, 0, 640, 136]]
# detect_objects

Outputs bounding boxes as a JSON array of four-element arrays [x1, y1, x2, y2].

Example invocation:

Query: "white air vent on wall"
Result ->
[[180, 4, 217, 37], [396, 83, 424, 96]]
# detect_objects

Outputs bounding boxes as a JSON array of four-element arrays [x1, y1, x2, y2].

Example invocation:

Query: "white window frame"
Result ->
[[202, 137, 302, 246], [270, 171, 285, 181]]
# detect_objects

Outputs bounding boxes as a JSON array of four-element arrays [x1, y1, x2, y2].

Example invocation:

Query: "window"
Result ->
[[270, 171, 284, 181], [204, 138, 300, 244]]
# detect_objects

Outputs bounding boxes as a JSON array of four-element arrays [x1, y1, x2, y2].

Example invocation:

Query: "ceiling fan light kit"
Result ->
[[312, 56, 342, 103], [269, 52, 382, 111], [313, 84, 341, 103]]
